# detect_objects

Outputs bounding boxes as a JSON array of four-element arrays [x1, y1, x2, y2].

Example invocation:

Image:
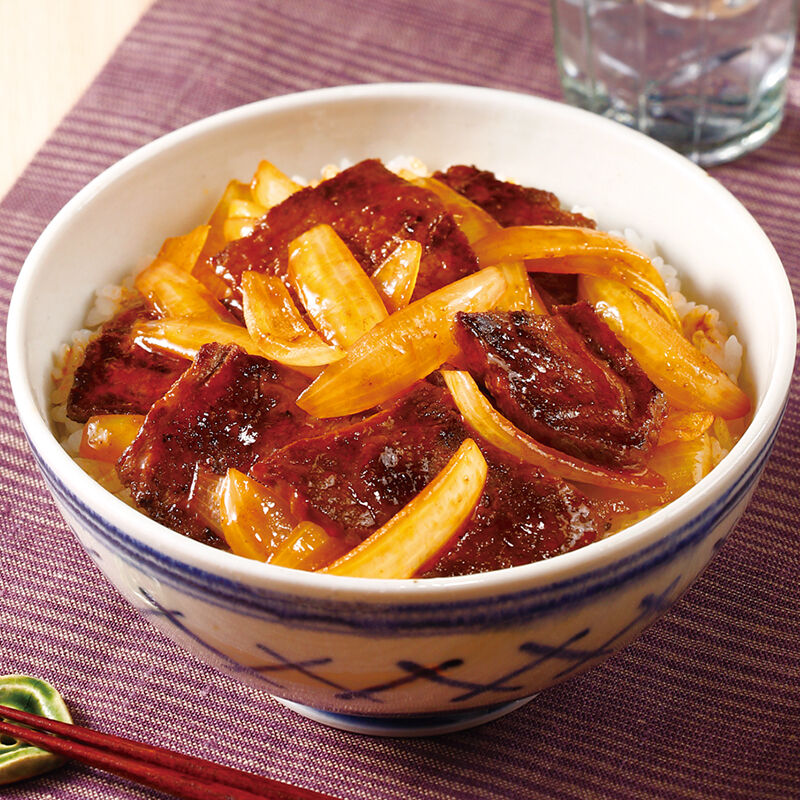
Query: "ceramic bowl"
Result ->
[[7, 83, 795, 736]]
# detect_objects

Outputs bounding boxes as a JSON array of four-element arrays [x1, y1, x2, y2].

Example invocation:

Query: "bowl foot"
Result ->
[[272, 695, 537, 737]]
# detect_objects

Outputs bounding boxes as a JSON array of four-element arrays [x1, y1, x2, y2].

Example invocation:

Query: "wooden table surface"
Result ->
[[0, 0, 153, 201]]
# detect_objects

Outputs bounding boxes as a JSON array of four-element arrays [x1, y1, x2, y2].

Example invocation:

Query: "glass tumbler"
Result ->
[[550, 0, 798, 166]]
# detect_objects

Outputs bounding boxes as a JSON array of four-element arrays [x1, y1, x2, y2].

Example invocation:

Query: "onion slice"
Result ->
[[416, 177, 547, 313], [648, 435, 714, 502], [322, 438, 487, 578], [288, 224, 389, 348], [370, 240, 422, 312], [441, 370, 665, 493], [156, 225, 210, 273], [133, 318, 260, 360], [218, 468, 296, 562], [223, 218, 257, 243], [296, 266, 507, 418], [414, 176, 498, 242], [135, 259, 232, 321], [227, 198, 267, 220], [270, 521, 350, 571], [473, 226, 680, 329], [79, 414, 145, 463], [658, 408, 715, 445], [250, 159, 302, 209], [195, 179, 252, 274], [582, 275, 750, 419], [241, 272, 344, 366]]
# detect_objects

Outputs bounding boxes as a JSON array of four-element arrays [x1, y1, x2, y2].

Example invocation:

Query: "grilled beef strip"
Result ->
[[209, 159, 481, 317], [67, 302, 187, 423], [252, 381, 607, 574], [454, 305, 667, 468], [433, 164, 595, 306], [116, 343, 317, 546]]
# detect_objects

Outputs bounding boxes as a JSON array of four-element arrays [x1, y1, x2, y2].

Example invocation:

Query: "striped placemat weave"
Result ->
[[1, 1, 798, 798]]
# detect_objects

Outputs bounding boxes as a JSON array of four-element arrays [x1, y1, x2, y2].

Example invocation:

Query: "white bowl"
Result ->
[[7, 83, 795, 736]]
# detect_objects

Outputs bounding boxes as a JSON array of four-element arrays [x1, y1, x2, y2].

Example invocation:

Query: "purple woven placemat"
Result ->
[[1, 1, 798, 798]]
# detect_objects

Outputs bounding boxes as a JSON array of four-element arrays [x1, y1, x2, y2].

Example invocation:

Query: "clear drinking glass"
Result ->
[[550, 0, 798, 166]]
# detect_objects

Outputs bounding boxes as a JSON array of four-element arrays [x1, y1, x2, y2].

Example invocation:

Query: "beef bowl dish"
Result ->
[[7, 84, 795, 735]]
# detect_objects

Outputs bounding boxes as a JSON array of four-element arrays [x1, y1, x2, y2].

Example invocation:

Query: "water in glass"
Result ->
[[551, 0, 798, 165]]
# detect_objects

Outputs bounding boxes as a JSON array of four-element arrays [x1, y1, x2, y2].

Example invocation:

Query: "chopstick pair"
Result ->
[[0, 703, 335, 800]]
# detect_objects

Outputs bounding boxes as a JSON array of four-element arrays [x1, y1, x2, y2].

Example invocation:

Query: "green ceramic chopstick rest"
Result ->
[[0, 675, 73, 785]]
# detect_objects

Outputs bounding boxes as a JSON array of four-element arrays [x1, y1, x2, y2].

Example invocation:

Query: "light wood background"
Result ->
[[0, 0, 153, 201]]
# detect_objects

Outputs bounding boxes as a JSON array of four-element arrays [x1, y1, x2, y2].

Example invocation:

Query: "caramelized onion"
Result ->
[[441, 370, 665, 493], [250, 159, 302, 209], [648, 435, 714, 502], [416, 177, 547, 313], [473, 226, 680, 329], [79, 414, 145, 463], [270, 521, 350, 571], [156, 225, 210, 273], [135, 260, 232, 321], [581, 275, 750, 419], [195, 179, 252, 270], [241, 272, 344, 367], [658, 408, 715, 445], [322, 438, 487, 578], [218, 468, 296, 562], [296, 266, 507, 418], [371, 239, 422, 312], [288, 224, 388, 348], [132, 318, 261, 360]]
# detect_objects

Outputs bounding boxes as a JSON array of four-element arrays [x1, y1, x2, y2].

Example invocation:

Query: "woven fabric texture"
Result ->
[[1, 1, 798, 798]]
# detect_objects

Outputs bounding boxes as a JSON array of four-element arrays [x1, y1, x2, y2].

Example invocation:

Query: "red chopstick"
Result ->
[[0, 703, 336, 800]]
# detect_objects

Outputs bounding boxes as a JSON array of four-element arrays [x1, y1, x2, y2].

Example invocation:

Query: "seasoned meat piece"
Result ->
[[419, 459, 601, 577], [67, 302, 187, 423], [117, 343, 315, 545], [251, 382, 465, 547], [434, 164, 595, 305], [434, 164, 595, 229], [209, 159, 479, 316], [454, 306, 666, 467], [252, 382, 606, 572]]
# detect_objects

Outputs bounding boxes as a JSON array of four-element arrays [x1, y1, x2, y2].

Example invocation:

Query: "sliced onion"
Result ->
[[156, 225, 210, 273], [196, 179, 252, 267], [322, 438, 487, 578], [133, 318, 260, 360], [135, 259, 233, 321], [187, 467, 226, 534], [79, 414, 145, 463], [414, 176, 499, 242], [648, 435, 714, 502], [223, 217, 257, 242], [495, 262, 547, 314], [270, 521, 350, 571], [370, 240, 421, 312], [416, 177, 547, 313], [441, 370, 665, 493], [250, 159, 302, 209], [227, 198, 267, 220], [658, 408, 715, 445], [296, 266, 507, 418], [218, 468, 296, 562], [241, 272, 344, 366], [288, 224, 389, 348], [473, 226, 680, 329], [581, 275, 750, 419]]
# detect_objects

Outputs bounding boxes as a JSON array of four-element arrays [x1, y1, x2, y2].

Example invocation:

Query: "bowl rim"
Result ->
[[7, 81, 797, 599]]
